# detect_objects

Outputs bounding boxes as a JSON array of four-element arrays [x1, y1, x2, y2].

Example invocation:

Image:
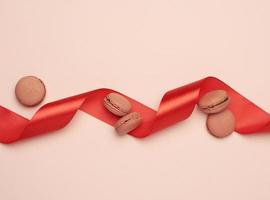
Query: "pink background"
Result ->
[[1, 0, 270, 199]]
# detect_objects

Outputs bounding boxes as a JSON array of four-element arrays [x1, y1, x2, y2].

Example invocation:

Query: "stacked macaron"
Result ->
[[198, 90, 235, 138], [103, 93, 142, 134]]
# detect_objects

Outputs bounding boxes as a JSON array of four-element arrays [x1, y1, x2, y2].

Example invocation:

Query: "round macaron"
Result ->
[[104, 92, 132, 117], [206, 109, 236, 138], [15, 76, 46, 107], [114, 112, 142, 135], [198, 90, 230, 114]]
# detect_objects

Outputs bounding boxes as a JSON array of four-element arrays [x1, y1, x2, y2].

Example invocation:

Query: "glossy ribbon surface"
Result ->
[[1, 76, 269, 144]]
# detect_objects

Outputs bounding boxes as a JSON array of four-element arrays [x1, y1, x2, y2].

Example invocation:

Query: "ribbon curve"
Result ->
[[1, 76, 270, 144]]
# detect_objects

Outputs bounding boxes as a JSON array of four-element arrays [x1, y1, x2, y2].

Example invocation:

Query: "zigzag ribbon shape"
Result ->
[[0, 76, 269, 144]]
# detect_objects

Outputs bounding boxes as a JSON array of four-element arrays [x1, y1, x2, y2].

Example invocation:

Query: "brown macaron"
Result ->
[[104, 92, 132, 117], [206, 109, 236, 138], [114, 112, 142, 135], [198, 90, 230, 114], [15, 76, 46, 107]]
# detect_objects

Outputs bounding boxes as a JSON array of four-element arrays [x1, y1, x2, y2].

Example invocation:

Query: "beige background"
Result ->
[[1, 0, 270, 199]]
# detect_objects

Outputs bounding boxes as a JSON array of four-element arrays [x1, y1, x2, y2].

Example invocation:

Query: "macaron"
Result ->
[[114, 112, 142, 134], [206, 109, 235, 138], [198, 90, 230, 114], [104, 93, 132, 116], [15, 76, 46, 107]]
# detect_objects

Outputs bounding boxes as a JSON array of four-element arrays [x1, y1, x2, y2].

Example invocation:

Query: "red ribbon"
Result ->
[[0, 76, 269, 144]]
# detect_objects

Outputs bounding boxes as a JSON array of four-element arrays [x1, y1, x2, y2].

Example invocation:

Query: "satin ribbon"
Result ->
[[0, 76, 269, 144]]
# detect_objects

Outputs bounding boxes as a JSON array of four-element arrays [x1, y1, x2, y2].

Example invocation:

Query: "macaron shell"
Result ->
[[114, 112, 142, 134], [104, 93, 132, 116], [15, 76, 46, 107], [206, 109, 235, 138]]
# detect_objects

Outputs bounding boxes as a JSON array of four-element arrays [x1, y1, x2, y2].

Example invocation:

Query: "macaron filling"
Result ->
[[201, 96, 229, 111]]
